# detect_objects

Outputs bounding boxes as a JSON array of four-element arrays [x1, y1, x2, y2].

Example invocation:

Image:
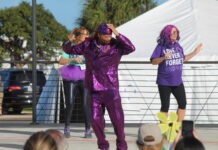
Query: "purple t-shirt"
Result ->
[[150, 42, 185, 86]]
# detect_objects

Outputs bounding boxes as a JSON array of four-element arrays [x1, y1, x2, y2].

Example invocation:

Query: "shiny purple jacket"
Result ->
[[63, 34, 135, 91]]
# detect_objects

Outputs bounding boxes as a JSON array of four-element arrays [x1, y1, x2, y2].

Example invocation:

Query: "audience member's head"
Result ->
[[175, 136, 205, 150], [71, 27, 89, 44], [23, 131, 58, 150], [45, 129, 67, 150], [137, 124, 163, 150]]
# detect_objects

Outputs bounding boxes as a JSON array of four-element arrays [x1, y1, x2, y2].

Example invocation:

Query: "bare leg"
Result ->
[[177, 108, 186, 121]]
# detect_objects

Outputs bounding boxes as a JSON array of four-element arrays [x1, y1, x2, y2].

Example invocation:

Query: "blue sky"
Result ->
[[0, 0, 167, 30]]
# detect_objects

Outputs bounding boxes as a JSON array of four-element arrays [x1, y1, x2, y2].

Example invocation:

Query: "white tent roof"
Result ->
[[118, 0, 218, 61]]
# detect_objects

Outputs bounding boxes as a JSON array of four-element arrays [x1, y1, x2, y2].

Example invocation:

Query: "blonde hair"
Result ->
[[79, 27, 89, 35], [23, 131, 58, 150], [71, 27, 89, 44], [45, 129, 68, 150]]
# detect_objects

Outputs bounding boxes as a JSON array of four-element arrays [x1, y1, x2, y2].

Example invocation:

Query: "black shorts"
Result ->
[[158, 83, 187, 112]]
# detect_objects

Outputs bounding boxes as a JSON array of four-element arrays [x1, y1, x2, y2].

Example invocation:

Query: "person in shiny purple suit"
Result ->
[[62, 23, 135, 150]]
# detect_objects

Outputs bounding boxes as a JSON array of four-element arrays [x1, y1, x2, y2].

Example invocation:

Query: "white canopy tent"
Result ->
[[118, 0, 218, 61], [107, 0, 218, 124]]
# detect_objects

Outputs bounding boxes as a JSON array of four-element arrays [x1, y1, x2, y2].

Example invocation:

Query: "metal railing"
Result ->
[[0, 60, 218, 125], [116, 61, 218, 125]]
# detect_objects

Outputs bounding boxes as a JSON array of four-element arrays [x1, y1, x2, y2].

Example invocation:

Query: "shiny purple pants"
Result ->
[[89, 90, 127, 150]]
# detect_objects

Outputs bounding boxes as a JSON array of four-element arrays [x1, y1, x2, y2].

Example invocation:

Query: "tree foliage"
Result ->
[[0, 2, 68, 61], [77, 0, 157, 34]]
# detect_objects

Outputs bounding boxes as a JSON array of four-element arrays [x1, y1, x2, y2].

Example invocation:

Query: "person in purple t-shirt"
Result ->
[[150, 25, 202, 121]]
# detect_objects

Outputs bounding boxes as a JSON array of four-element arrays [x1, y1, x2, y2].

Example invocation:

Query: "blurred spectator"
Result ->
[[174, 136, 205, 150], [171, 130, 205, 150], [23, 131, 58, 150], [136, 124, 165, 150], [45, 129, 68, 150]]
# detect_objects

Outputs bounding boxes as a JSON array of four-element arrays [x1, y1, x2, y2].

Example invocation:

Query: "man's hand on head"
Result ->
[[107, 24, 119, 36], [68, 33, 76, 42]]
